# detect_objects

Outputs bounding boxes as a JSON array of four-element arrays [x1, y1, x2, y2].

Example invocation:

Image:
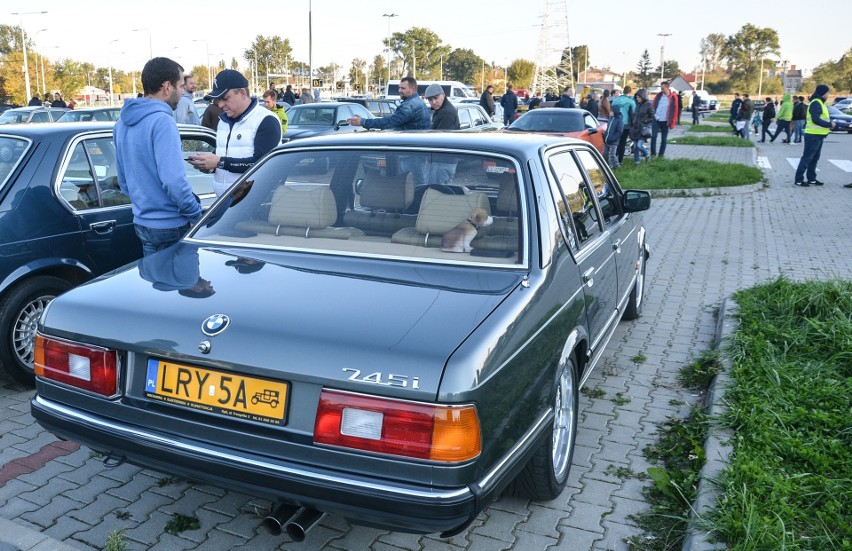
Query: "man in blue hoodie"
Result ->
[[115, 57, 203, 256]]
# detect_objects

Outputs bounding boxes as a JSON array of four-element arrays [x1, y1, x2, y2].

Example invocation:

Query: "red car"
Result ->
[[502, 107, 606, 154]]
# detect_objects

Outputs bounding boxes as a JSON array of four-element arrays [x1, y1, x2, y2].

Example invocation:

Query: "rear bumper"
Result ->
[[32, 394, 545, 535]]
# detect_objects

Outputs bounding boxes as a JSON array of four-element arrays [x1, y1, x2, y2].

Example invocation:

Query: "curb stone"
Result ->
[[681, 299, 738, 551], [0, 517, 82, 551]]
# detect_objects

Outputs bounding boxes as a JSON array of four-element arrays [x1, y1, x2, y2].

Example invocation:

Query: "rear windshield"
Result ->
[[191, 148, 525, 266]]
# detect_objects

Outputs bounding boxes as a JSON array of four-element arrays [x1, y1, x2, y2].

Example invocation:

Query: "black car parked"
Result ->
[[0, 122, 218, 385]]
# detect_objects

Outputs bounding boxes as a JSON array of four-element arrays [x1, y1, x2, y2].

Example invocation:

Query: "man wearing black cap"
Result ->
[[794, 84, 835, 187], [187, 69, 281, 196]]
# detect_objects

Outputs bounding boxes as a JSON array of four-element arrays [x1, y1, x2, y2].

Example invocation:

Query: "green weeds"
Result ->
[[164, 513, 200, 535]]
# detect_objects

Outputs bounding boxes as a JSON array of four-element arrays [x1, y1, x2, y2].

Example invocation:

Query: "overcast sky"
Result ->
[[2, 1, 846, 83]]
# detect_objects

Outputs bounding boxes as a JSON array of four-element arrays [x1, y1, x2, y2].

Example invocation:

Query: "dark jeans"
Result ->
[[770, 120, 791, 142], [650, 121, 669, 157], [794, 134, 826, 183], [135, 223, 191, 256], [616, 129, 630, 162], [760, 121, 773, 141]]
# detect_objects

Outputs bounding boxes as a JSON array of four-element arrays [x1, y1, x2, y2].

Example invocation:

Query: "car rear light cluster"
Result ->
[[314, 390, 481, 462], [34, 333, 118, 397]]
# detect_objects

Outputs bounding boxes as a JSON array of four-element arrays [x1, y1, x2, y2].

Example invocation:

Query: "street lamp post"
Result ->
[[131, 28, 153, 60], [657, 33, 671, 81], [193, 39, 211, 91], [12, 11, 48, 102], [382, 13, 398, 95], [33, 28, 47, 98], [108, 39, 119, 106]]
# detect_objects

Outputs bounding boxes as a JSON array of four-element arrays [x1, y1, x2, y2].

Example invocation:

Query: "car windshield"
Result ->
[[507, 110, 584, 133], [289, 107, 339, 126], [191, 148, 525, 266], [0, 110, 29, 125], [57, 110, 120, 122]]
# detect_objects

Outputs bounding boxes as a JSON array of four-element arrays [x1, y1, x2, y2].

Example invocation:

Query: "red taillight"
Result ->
[[314, 390, 481, 462], [34, 333, 118, 397]]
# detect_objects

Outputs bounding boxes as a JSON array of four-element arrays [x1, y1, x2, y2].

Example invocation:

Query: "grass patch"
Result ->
[[617, 159, 763, 190], [632, 352, 648, 364], [581, 386, 605, 399], [628, 405, 710, 551], [613, 392, 631, 406], [668, 135, 755, 147], [703, 111, 730, 122], [709, 277, 852, 549], [679, 350, 723, 390], [687, 124, 735, 133], [164, 513, 201, 535]]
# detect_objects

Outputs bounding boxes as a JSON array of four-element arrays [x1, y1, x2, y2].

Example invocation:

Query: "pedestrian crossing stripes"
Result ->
[[756, 156, 771, 169], [828, 159, 852, 172]]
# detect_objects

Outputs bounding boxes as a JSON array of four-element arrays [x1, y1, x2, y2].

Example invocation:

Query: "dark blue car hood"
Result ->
[[41, 244, 523, 396]]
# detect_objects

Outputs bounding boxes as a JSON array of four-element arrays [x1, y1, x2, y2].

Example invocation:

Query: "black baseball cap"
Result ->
[[206, 69, 249, 100]]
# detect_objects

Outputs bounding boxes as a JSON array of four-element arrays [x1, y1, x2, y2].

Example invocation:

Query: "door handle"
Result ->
[[90, 220, 116, 234], [612, 239, 621, 253], [582, 267, 595, 287]]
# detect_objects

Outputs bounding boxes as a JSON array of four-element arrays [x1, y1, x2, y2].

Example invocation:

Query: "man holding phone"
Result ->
[[115, 57, 202, 256]]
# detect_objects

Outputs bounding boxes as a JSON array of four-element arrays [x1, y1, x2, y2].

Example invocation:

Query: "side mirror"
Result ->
[[335, 120, 350, 129], [623, 189, 651, 212]]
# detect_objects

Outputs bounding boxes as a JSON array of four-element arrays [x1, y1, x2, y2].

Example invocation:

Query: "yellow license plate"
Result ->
[[145, 359, 288, 426]]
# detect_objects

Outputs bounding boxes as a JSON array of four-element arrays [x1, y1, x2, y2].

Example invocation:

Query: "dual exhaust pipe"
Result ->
[[262, 503, 324, 542]]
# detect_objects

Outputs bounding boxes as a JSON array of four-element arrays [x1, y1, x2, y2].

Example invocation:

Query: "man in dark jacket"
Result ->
[[426, 84, 460, 130], [501, 84, 518, 125], [426, 84, 460, 183], [51, 92, 67, 108], [729, 93, 742, 134], [28, 93, 41, 106], [760, 97, 776, 142], [792, 96, 807, 143], [556, 86, 576, 109], [282, 85, 296, 106], [479, 85, 495, 116]]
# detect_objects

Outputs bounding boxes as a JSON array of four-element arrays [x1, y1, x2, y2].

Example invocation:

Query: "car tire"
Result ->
[[0, 276, 73, 386], [508, 355, 578, 500], [622, 244, 647, 321]]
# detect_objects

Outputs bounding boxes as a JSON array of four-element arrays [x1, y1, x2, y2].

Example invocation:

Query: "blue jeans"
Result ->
[[633, 138, 649, 163], [794, 134, 826, 183], [135, 224, 191, 257], [793, 120, 805, 142], [650, 121, 669, 156]]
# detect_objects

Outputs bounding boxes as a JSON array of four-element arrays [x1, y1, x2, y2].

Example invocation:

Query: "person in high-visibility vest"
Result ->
[[794, 84, 836, 187]]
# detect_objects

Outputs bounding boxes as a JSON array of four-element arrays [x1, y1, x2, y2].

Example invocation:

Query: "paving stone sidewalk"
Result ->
[[1, 127, 850, 550]]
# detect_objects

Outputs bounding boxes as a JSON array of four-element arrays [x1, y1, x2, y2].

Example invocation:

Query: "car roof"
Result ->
[[277, 128, 588, 154], [6, 106, 68, 113], [0, 121, 116, 137], [288, 102, 349, 109]]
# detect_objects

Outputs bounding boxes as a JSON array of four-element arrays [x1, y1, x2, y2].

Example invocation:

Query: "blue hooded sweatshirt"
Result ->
[[115, 97, 202, 229]]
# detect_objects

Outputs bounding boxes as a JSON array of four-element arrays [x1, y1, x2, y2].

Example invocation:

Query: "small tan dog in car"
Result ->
[[441, 208, 493, 253]]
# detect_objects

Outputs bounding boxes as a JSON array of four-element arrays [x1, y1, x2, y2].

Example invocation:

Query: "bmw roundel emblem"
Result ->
[[201, 314, 230, 336]]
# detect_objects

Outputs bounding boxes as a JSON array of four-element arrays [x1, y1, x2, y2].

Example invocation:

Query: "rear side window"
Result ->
[[59, 139, 128, 210], [0, 137, 29, 188]]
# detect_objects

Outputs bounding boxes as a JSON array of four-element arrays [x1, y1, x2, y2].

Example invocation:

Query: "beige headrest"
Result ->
[[360, 173, 414, 211], [268, 185, 337, 228], [496, 174, 519, 213], [416, 188, 490, 235]]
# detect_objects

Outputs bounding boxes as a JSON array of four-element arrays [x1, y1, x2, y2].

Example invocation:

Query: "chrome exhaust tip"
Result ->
[[261, 503, 300, 535], [285, 507, 324, 542]]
